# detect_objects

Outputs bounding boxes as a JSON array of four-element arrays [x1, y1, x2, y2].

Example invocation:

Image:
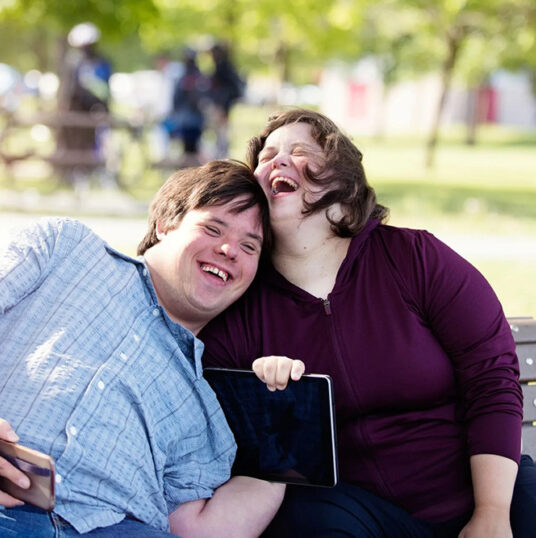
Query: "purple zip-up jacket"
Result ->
[[200, 219, 522, 522]]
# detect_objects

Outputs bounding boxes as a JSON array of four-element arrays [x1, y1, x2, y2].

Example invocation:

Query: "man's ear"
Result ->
[[155, 220, 167, 241]]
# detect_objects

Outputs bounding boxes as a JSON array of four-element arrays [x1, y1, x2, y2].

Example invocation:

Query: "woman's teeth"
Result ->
[[271, 177, 298, 195]]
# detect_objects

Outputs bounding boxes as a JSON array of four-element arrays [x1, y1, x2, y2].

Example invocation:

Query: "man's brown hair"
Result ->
[[246, 108, 389, 237], [137, 160, 270, 255]]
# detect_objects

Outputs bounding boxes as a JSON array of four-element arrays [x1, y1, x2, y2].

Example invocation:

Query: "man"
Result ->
[[0, 160, 284, 536]]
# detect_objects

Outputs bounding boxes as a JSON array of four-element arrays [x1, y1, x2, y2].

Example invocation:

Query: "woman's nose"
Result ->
[[271, 152, 289, 169]]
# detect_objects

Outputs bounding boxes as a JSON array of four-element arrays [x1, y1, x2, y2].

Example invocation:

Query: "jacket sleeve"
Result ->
[[0, 218, 89, 314], [391, 229, 522, 463]]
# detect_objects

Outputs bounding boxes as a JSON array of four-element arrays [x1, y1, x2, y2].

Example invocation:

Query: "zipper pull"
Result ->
[[323, 299, 332, 315]]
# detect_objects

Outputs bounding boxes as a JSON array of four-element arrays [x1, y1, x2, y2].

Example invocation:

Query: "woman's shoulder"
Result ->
[[370, 223, 441, 257], [374, 222, 434, 241]]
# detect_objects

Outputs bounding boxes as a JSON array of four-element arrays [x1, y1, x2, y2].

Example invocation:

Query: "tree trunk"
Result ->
[[425, 30, 463, 169], [56, 35, 71, 112], [465, 87, 478, 145], [275, 42, 291, 83]]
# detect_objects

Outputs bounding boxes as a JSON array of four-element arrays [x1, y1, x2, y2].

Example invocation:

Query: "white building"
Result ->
[[320, 58, 536, 135]]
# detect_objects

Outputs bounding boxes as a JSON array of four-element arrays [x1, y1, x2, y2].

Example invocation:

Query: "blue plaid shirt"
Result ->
[[0, 217, 236, 533]]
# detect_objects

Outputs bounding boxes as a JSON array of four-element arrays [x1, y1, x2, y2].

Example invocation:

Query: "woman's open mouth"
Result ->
[[271, 177, 298, 195]]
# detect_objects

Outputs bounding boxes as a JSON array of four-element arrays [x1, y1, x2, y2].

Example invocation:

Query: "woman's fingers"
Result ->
[[252, 357, 306, 391]]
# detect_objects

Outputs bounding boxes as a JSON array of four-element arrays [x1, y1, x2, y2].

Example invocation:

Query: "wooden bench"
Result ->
[[509, 316, 536, 458]]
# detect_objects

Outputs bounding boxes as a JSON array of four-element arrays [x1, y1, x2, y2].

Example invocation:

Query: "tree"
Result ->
[[0, 0, 160, 73], [360, 0, 536, 167]]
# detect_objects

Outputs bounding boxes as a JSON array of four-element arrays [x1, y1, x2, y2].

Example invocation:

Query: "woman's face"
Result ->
[[254, 122, 325, 224]]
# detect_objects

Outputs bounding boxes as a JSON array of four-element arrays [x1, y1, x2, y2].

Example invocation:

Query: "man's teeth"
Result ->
[[202, 265, 229, 282], [271, 177, 298, 195]]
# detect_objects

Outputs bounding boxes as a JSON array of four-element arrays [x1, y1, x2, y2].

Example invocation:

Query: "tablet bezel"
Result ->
[[204, 367, 338, 487]]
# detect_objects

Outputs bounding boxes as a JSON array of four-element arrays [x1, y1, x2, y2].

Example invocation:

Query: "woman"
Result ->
[[200, 109, 536, 537]]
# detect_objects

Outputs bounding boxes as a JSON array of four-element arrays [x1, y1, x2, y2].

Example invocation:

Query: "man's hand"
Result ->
[[0, 418, 29, 507], [252, 356, 305, 391], [458, 506, 512, 538]]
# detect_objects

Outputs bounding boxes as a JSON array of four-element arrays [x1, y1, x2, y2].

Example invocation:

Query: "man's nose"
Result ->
[[218, 242, 237, 261]]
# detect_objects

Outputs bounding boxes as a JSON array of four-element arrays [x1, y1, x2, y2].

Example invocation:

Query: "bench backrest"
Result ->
[[509, 317, 536, 459]]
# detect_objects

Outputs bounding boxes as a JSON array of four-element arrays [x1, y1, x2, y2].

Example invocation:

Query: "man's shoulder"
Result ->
[[32, 216, 91, 234], [8, 216, 95, 248]]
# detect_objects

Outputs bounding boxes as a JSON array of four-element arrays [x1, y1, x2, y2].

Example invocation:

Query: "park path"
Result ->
[[1, 186, 536, 260]]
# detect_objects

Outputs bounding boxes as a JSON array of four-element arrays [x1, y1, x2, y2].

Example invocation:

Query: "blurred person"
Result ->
[[0, 63, 23, 112], [208, 42, 245, 158], [0, 160, 284, 537], [162, 48, 208, 168], [56, 22, 112, 186], [200, 109, 536, 538]]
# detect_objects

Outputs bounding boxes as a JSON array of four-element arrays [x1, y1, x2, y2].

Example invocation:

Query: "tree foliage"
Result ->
[[0, 0, 534, 97]]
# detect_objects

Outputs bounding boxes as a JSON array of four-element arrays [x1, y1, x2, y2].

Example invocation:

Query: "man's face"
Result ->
[[145, 198, 263, 334]]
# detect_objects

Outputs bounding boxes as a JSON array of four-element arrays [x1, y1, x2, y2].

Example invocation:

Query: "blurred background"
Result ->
[[0, 0, 535, 316]]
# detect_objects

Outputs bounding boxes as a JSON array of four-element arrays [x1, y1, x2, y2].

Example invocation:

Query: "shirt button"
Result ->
[[152, 308, 159, 316], [133, 334, 140, 343], [69, 426, 77, 436], [142, 268, 148, 276], [98, 380, 105, 390], [120, 352, 128, 361], [56, 474, 62, 483]]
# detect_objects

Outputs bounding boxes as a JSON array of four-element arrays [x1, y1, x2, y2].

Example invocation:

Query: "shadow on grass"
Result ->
[[377, 182, 536, 221]]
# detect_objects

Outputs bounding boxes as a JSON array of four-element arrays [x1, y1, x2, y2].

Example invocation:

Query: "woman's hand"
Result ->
[[0, 418, 29, 507], [252, 356, 305, 391], [458, 506, 512, 538]]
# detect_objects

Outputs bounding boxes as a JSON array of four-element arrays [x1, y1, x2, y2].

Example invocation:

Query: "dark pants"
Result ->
[[264, 454, 536, 538]]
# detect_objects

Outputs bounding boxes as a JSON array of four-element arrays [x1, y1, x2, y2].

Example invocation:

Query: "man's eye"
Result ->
[[241, 243, 258, 254], [205, 226, 220, 236]]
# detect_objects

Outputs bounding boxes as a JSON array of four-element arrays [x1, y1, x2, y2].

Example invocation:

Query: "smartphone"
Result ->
[[0, 439, 56, 511]]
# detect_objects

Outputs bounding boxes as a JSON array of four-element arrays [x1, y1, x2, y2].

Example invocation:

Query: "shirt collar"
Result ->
[[104, 245, 205, 377]]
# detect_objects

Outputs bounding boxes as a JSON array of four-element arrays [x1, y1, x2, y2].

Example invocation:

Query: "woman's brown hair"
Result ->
[[246, 108, 389, 237]]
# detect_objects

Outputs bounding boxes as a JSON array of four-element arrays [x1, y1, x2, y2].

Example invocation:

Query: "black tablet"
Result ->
[[204, 367, 338, 487]]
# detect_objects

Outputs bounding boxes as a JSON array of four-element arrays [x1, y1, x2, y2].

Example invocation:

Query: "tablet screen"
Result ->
[[204, 368, 338, 487]]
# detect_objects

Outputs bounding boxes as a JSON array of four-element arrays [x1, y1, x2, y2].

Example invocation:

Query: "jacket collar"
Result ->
[[259, 218, 380, 300]]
